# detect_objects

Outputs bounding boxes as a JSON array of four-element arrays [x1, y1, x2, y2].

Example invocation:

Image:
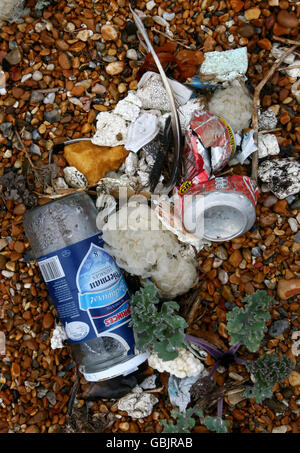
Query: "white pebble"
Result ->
[[288, 218, 298, 233], [146, 0, 156, 10], [32, 71, 43, 81], [1, 270, 14, 278], [44, 92, 56, 104], [163, 12, 175, 21], [126, 49, 138, 60], [21, 74, 32, 83], [3, 150, 12, 158]]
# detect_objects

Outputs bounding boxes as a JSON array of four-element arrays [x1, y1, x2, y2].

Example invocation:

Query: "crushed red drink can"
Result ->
[[175, 175, 260, 242], [183, 110, 236, 181]]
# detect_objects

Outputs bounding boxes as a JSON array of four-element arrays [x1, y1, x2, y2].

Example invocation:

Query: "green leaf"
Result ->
[[226, 290, 274, 352]]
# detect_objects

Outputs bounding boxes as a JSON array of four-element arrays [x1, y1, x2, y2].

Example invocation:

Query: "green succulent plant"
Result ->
[[130, 283, 187, 361], [243, 353, 294, 403], [226, 290, 274, 352]]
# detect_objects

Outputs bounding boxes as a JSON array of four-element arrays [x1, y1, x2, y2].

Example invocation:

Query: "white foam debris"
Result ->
[[208, 79, 252, 132], [199, 47, 248, 83], [92, 111, 128, 147]]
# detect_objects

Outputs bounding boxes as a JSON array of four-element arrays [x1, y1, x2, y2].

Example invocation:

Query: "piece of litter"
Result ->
[[50, 324, 67, 349], [92, 111, 128, 147], [167, 373, 204, 413], [114, 91, 142, 122], [207, 79, 252, 132], [257, 133, 280, 159], [177, 97, 207, 134], [140, 374, 158, 390], [125, 113, 160, 153], [199, 47, 248, 83]]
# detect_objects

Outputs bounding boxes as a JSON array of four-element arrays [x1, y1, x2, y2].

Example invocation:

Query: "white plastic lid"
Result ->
[[82, 351, 150, 382]]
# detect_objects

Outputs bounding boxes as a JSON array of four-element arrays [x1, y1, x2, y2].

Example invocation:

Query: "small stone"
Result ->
[[251, 246, 262, 257], [0, 122, 12, 138], [43, 313, 54, 329], [260, 213, 277, 227], [13, 203, 26, 215], [105, 61, 125, 76], [277, 10, 298, 28], [288, 218, 298, 233], [25, 425, 40, 433], [273, 199, 287, 216], [294, 231, 300, 244], [46, 391, 56, 406], [244, 7, 261, 21], [5, 47, 22, 65], [272, 426, 288, 434], [277, 279, 300, 300], [288, 371, 300, 387], [268, 319, 289, 337], [11, 362, 20, 377], [32, 71, 43, 81], [101, 24, 120, 41], [215, 246, 228, 260], [30, 91, 44, 103], [43, 92, 56, 104], [77, 29, 92, 42], [126, 49, 138, 60], [58, 53, 71, 70], [238, 23, 255, 38], [70, 85, 85, 97], [0, 239, 8, 251], [0, 255, 7, 270], [218, 269, 228, 284], [228, 250, 243, 267], [263, 195, 278, 208], [92, 84, 106, 95], [163, 12, 175, 21], [146, 0, 156, 10], [119, 422, 130, 431], [44, 109, 61, 123]]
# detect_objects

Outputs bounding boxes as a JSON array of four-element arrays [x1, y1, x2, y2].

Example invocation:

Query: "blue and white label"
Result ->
[[37, 233, 135, 353]]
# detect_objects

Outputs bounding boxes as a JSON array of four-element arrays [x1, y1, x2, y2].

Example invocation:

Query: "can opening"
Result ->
[[203, 205, 246, 242]]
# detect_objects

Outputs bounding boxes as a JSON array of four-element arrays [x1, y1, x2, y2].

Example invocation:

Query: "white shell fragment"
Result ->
[[92, 111, 128, 147], [257, 133, 280, 159], [199, 47, 248, 83], [125, 113, 159, 153], [63, 166, 88, 188], [258, 158, 300, 199], [117, 386, 158, 418]]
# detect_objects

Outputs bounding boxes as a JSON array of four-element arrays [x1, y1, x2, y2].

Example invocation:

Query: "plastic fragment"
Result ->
[[168, 373, 205, 413], [125, 113, 160, 153]]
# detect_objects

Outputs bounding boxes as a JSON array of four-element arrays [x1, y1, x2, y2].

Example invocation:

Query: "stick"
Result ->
[[277, 64, 300, 72], [14, 128, 37, 170], [151, 27, 196, 50], [251, 44, 299, 181], [273, 36, 300, 46], [35, 88, 60, 94]]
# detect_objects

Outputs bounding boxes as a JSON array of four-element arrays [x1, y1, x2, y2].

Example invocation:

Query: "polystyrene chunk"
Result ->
[[199, 47, 248, 82]]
